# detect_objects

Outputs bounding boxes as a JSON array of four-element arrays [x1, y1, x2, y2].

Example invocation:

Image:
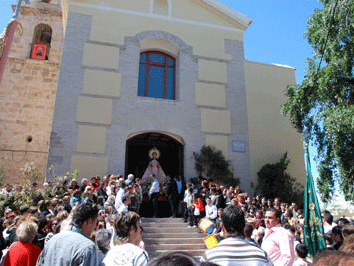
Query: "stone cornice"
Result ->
[[12, 4, 62, 17]]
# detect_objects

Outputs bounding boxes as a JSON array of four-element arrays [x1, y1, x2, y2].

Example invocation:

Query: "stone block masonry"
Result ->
[[0, 58, 60, 185], [0, 1, 63, 185]]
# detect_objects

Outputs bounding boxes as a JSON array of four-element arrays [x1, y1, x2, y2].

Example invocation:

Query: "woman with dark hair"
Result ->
[[89, 177, 98, 192], [214, 189, 226, 209], [44, 218, 59, 246], [261, 203, 268, 215], [255, 210, 265, 229], [36, 216, 49, 250], [267, 199, 273, 209], [332, 226, 343, 250], [38, 200, 49, 218], [283, 208, 294, 224], [70, 189, 82, 207], [68, 179, 80, 191], [192, 193, 204, 228], [97, 196, 105, 209], [98, 182, 108, 199]]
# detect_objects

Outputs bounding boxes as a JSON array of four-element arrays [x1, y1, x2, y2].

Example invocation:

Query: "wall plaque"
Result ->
[[232, 140, 246, 153]]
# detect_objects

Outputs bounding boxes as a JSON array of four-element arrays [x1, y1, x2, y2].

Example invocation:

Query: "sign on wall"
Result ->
[[31, 44, 47, 60], [232, 140, 246, 153]]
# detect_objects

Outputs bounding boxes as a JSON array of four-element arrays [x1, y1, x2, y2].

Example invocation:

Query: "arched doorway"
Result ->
[[125, 132, 184, 179]]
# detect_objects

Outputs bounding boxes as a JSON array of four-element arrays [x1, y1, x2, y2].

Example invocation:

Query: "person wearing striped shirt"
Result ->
[[201, 205, 273, 266]]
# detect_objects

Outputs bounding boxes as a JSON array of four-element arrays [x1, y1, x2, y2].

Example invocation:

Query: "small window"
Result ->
[[138, 51, 176, 100], [31, 24, 52, 60], [153, 0, 169, 16]]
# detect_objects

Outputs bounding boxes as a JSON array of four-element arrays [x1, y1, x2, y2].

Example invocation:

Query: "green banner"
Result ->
[[303, 145, 326, 256]]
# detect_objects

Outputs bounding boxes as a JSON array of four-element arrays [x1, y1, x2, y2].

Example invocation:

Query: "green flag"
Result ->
[[303, 145, 326, 256]]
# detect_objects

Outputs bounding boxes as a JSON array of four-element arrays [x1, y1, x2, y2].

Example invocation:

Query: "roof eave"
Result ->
[[202, 0, 253, 29]]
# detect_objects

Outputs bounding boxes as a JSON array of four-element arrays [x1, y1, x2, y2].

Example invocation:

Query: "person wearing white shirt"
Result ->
[[117, 195, 130, 214], [102, 212, 148, 266], [126, 174, 134, 185], [322, 210, 334, 234], [262, 208, 295, 266], [115, 182, 126, 211], [148, 174, 160, 218], [205, 197, 218, 223]]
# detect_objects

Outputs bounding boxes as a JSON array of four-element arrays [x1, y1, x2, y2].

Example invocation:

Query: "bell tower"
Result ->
[[0, 0, 63, 184]]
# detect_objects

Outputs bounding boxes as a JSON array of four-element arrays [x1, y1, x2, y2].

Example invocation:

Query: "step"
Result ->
[[141, 217, 207, 261], [143, 232, 203, 238], [147, 249, 206, 258], [146, 243, 206, 251], [143, 222, 187, 228], [142, 218, 184, 223], [144, 237, 204, 244], [143, 227, 199, 233]]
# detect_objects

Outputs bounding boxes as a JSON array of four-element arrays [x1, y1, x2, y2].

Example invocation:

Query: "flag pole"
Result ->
[[303, 134, 326, 257]]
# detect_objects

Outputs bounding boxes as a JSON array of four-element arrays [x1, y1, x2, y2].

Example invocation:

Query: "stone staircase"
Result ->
[[142, 217, 207, 260]]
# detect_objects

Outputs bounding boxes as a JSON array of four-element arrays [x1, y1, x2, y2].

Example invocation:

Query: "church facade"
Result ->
[[1, 0, 305, 193]]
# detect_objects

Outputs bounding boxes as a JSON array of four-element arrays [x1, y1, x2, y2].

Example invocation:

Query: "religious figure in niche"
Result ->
[[141, 148, 167, 184]]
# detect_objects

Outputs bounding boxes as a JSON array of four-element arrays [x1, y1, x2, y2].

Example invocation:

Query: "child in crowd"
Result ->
[[184, 188, 193, 226], [191, 193, 204, 228], [293, 243, 312, 266]]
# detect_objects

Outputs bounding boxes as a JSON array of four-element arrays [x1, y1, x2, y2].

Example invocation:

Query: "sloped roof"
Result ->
[[201, 0, 252, 28]]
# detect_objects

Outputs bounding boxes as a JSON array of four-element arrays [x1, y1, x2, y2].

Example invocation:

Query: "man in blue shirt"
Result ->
[[36, 202, 99, 266]]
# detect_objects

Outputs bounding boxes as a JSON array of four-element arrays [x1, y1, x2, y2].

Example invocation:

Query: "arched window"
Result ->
[[31, 24, 52, 60], [137, 51, 176, 100]]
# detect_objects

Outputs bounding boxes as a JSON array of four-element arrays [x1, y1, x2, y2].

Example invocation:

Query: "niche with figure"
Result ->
[[31, 24, 52, 60]]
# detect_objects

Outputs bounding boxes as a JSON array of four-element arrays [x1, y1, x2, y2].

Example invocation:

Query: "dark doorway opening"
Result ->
[[125, 132, 184, 179]]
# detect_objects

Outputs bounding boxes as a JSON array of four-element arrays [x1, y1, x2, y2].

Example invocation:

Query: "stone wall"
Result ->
[[0, 3, 63, 185], [0, 58, 60, 185]]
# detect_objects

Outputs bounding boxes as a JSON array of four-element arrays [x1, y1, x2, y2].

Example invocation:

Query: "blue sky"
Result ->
[[0, 0, 323, 84]]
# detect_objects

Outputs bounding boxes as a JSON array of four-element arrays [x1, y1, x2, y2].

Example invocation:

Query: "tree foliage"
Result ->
[[193, 145, 238, 187], [282, 0, 354, 202], [255, 153, 304, 205], [0, 189, 44, 216]]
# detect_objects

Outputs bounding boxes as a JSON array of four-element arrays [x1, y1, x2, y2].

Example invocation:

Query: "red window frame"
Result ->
[[139, 51, 176, 100]]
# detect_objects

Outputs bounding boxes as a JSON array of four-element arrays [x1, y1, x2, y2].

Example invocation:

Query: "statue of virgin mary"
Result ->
[[141, 148, 167, 184]]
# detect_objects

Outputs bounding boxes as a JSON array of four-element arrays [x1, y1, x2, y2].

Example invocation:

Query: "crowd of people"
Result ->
[[0, 173, 353, 265]]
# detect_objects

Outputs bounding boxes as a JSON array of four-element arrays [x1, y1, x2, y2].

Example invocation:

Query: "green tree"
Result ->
[[282, 0, 354, 202], [255, 153, 304, 205], [21, 162, 42, 186], [193, 145, 238, 187]]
